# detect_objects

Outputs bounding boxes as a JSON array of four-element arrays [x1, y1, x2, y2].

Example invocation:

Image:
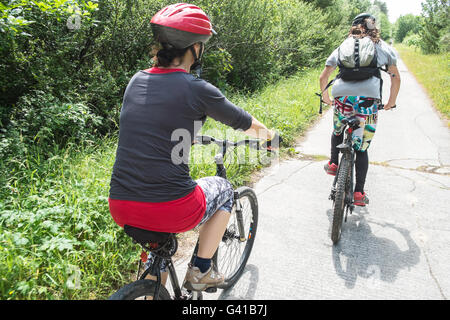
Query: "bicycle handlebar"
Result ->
[[340, 104, 397, 127], [194, 135, 263, 150]]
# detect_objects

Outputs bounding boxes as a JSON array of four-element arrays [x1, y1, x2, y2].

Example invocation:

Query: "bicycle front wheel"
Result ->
[[214, 186, 258, 289], [331, 157, 351, 245], [108, 279, 171, 300]]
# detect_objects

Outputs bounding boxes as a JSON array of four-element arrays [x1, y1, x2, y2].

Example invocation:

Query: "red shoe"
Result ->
[[324, 161, 338, 176], [354, 192, 369, 206]]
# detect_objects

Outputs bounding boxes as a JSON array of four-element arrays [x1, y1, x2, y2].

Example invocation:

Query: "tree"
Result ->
[[373, 0, 388, 15], [394, 14, 422, 43], [420, 0, 449, 53], [372, 0, 392, 40], [378, 12, 392, 40]]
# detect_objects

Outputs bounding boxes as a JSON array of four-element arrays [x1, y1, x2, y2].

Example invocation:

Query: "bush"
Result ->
[[403, 33, 422, 48], [0, 91, 102, 162], [439, 32, 450, 52]]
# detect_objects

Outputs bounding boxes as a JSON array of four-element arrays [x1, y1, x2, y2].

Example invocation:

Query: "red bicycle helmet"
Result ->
[[151, 3, 216, 49]]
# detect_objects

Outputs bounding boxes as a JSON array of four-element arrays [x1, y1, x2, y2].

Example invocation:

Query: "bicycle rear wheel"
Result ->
[[214, 186, 258, 289], [108, 279, 171, 300], [331, 157, 351, 245]]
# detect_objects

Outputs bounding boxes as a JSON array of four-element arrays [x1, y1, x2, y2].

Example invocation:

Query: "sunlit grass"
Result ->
[[396, 44, 450, 120]]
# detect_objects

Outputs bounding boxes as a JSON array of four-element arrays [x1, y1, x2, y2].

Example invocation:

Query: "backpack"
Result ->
[[317, 36, 388, 113], [337, 36, 380, 81]]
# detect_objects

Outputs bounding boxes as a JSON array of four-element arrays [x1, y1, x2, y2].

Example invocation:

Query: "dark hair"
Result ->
[[152, 43, 190, 67], [349, 24, 381, 43]]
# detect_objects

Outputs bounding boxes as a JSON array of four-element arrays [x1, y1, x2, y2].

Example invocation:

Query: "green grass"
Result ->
[[396, 44, 450, 120], [0, 68, 323, 299]]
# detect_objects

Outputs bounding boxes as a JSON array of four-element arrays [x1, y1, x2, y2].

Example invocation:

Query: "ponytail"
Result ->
[[153, 43, 190, 68]]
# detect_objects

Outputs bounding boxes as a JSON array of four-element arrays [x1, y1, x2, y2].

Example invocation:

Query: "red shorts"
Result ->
[[109, 185, 206, 233]]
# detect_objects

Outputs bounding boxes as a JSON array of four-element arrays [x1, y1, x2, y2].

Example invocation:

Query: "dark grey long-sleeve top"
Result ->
[[109, 69, 253, 202]]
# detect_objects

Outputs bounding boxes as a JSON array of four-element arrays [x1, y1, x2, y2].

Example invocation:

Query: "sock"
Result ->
[[193, 256, 211, 273], [331, 133, 344, 165]]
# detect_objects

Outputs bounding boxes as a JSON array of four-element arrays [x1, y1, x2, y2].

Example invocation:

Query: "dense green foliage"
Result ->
[[419, 0, 450, 54], [0, 0, 381, 171], [394, 14, 423, 43], [396, 0, 449, 54]]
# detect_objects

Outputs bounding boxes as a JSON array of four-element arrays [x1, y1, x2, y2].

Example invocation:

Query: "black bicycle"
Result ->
[[109, 135, 264, 300], [329, 104, 396, 245]]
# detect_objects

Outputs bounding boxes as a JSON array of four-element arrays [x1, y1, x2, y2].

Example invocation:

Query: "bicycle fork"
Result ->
[[234, 191, 247, 242], [214, 153, 246, 243]]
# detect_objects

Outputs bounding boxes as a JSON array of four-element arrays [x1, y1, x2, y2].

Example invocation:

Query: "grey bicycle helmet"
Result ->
[[352, 13, 376, 28]]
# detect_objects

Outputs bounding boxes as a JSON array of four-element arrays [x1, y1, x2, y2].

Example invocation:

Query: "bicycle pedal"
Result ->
[[205, 287, 217, 293]]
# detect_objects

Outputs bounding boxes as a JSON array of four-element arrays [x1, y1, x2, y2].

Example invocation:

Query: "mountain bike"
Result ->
[[109, 135, 264, 300], [329, 104, 396, 245]]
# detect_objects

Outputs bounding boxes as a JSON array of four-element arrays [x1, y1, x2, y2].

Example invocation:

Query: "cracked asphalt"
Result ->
[[173, 58, 450, 300]]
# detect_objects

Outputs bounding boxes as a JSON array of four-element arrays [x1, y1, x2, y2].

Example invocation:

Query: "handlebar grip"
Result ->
[[378, 104, 397, 110]]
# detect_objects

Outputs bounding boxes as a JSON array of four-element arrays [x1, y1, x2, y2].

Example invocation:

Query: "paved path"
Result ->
[[174, 58, 450, 300]]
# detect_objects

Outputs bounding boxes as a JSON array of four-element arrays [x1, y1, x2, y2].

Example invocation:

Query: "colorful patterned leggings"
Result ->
[[331, 96, 379, 193], [333, 96, 379, 152]]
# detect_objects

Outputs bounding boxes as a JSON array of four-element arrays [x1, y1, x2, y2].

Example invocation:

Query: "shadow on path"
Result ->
[[219, 264, 259, 300], [327, 208, 421, 289]]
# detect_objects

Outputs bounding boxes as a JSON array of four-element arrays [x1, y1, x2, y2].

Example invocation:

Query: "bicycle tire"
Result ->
[[214, 186, 258, 289], [331, 157, 351, 245], [108, 279, 171, 300]]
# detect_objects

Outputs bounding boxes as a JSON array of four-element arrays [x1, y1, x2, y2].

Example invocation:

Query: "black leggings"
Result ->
[[331, 134, 368, 193]]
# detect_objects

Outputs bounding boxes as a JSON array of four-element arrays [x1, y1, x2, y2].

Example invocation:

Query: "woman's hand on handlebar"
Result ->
[[383, 102, 397, 110], [322, 97, 333, 106], [262, 131, 283, 151]]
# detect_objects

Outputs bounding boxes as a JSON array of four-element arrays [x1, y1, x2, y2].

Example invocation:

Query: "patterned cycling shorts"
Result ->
[[196, 176, 234, 223], [333, 96, 379, 152], [145, 176, 234, 272]]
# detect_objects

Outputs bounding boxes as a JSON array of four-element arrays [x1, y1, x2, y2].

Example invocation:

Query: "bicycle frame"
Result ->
[[326, 104, 397, 244], [329, 103, 396, 209]]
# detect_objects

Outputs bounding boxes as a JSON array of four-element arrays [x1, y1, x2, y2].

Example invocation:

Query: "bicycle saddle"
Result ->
[[124, 225, 171, 247], [341, 116, 360, 128]]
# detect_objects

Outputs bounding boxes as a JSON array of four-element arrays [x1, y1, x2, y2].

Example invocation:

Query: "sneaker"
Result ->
[[183, 263, 224, 291], [324, 161, 338, 176], [354, 192, 369, 206]]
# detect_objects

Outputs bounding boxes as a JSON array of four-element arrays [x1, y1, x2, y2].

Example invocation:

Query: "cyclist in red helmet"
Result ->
[[108, 3, 279, 291]]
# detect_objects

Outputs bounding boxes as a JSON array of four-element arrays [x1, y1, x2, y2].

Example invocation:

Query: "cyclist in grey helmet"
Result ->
[[319, 13, 401, 206]]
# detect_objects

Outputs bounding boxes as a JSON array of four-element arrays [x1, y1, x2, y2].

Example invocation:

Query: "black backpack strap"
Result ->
[[316, 75, 340, 114], [354, 38, 360, 68], [323, 77, 336, 93], [377, 65, 389, 101]]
